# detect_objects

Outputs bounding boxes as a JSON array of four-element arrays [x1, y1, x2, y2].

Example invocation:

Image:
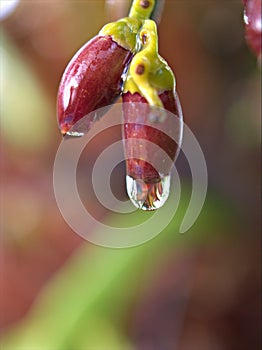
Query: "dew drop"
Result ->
[[148, 108, 167, 123], [64, 130, 85, 137], [126, 174, 170, 210]]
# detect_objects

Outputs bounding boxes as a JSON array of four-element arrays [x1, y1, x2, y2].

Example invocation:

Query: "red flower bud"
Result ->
[[243, 0, 262, 60], [57, 35, 132, 135], [122, 90, 183, 210]]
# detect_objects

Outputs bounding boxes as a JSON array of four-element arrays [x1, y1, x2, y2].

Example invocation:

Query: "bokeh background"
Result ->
[[0, 0, 261, 349]]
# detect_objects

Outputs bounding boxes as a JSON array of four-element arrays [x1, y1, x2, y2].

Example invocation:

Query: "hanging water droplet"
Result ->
[[65, 130, 85, 137], [126, 174, 171, 210]]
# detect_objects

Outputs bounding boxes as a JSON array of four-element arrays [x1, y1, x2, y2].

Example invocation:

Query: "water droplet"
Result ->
[[64, 130, 85, 138], [63, 111, 98, 137], [148, 109, 167, 123], [126, 174, 170, 210]]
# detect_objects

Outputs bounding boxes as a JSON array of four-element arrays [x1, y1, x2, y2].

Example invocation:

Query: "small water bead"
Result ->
[[63, 110, 99, 137], [147, 107, 167, 123], [64, 131, 85, 138], [126, 174, 170, 210]]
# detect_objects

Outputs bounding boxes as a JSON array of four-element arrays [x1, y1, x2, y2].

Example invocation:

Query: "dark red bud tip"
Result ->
[[57, 35, 132, 135], [244, 0, 262, 59]]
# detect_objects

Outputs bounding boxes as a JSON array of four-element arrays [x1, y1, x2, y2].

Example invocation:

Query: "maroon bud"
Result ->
[[243, 0, 261, 59], [57, 35, 132, 135], [122, 90, 183, 210]]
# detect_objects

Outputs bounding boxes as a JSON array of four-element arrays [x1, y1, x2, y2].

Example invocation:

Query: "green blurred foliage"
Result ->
[[0, 30, 53, 151], [1, 192, 233, 350]]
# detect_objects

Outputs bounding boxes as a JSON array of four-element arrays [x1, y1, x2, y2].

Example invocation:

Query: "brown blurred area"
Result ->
[[0, 0, 260, 349]]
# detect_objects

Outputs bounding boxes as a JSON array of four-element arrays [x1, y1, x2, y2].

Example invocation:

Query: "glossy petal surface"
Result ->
[[122, 90, 183, 210], [122, 90, 183, 183], [57, 35, 132, 135], [244, 0, 261, 58]]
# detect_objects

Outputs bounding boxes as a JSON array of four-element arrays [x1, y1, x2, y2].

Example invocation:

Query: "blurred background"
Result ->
[[0, 0, 261, 349]]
